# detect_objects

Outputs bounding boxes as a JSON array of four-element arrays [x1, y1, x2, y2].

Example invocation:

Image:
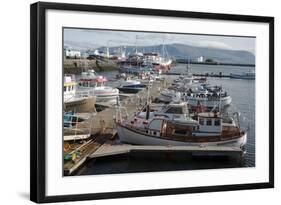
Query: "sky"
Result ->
[[64, 28, 255, 54]]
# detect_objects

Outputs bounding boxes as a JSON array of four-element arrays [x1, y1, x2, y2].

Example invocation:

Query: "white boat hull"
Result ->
[[185, 95, 232, 108], [77, 87, 119, 105], [230, 73, 255, 80], [158, 92, 174, 103], [117, 124, 247, 148], [159, 92, 232, 108]]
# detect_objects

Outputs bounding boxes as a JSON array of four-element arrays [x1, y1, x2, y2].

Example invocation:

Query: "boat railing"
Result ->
[[64, 112, 96, 142], [75, 89, 95, 97], [114, 95, 129, 123]]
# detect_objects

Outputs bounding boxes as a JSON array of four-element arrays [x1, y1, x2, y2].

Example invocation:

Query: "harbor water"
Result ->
[[76, 63, 255, 175]]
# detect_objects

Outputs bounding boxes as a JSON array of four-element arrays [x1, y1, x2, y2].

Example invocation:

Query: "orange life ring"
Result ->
[[64, 143, 70, 152]]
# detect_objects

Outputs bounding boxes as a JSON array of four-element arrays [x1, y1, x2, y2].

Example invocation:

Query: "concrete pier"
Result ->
[[89, 79, 169, 134]]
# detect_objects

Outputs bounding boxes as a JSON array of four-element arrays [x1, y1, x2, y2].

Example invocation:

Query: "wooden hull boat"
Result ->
[[115, 102, 247, 149], [117, 123, 247, 147]]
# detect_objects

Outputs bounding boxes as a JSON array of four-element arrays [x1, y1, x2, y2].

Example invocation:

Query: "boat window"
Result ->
[[182, 105, 188, 114], [214, 119, 220, 126], [165, 107, 183, 114], [174, 129, 186, 135], [206, 119, 212, 126], [64, 86, 66, 92], [199, 118, 204, 125], [149, 119, 163, 131]]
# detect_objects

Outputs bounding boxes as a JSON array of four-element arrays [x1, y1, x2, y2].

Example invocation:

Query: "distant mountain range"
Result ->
[[65, 42, 255, 64]]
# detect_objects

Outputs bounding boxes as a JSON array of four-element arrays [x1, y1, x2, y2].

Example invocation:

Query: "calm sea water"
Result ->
[[76, 63, 255, 176]]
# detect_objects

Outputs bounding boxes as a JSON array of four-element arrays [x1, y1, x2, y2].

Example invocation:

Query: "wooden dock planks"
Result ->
[[63, 132, 116, 175], [89, 143, 244, 159]]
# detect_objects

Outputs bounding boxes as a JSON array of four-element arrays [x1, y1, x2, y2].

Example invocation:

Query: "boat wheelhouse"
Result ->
[[64, 75, 97, 112], [64, 75, 77, 102], [78, 70, 119, 105], [136, 101, 191, 123]]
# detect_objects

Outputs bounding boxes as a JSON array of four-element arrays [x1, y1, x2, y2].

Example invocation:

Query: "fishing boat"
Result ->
[[64, 75, 77, 102], [143, 51, 172, 74], [159, 89, 231, 109], [78, 70, 119, 105], [159, 76, 232, 109], [183, 91, 232, 109], [115, 102, 247, 148], [230, 70, 255, 80], [117, 79, 147, 93], [64, 75, 96, 112]]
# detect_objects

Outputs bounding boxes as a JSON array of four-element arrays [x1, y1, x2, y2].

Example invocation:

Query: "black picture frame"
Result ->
[[30, 1, 274, 203]]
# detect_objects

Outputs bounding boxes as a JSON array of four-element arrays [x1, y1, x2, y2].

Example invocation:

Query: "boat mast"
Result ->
[[145, 80, 152, 120], [106, 40, 110, 59], [162, 38, 165, 63], [135, 35, 138, 54], [219, 85, 222, 114], [186, 58, 190, 75]]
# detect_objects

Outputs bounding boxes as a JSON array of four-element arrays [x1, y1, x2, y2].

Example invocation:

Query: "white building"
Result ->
[[197, 56, 204, 62], [65, 48, 81, 58]]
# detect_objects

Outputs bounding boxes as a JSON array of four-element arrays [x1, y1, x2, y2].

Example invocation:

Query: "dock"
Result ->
[[89, 143, 244, 159], [90, 80, 169, 134], [64, 132, 116, 176]]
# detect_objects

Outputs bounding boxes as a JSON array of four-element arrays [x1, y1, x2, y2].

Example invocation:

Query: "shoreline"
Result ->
[[64, 59, 119, 74], [176, 59, 255, 67]]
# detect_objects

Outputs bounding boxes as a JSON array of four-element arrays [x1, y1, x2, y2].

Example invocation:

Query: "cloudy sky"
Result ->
[[64, 28, 255, 53]]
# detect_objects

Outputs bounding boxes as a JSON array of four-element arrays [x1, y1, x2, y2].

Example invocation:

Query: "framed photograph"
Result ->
[[30, 2, 274, 203]]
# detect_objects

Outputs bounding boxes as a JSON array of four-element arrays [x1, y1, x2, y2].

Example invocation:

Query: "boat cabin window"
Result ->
[[214, 119, 220, 126], [199, 118, 204, 125], [149, 119, 163, 131], [82, 82, 89, 87], [206, 119, 212, 126], [174, 129, 187, 135], [165, 107, 183, 114], [90, 82, 96, 87]]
